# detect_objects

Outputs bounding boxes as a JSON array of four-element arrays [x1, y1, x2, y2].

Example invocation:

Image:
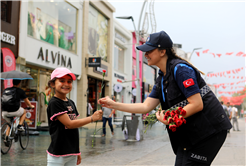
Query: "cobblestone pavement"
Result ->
[[1, 118, 245, 166]]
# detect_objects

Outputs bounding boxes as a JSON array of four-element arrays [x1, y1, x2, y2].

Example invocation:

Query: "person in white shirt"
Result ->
[[230, 105, 240, 131]]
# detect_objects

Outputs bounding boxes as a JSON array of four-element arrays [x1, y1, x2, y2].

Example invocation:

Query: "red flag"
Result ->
[[217, 54, 222, 57], [243, 54, 246, 57], [196, 52, 200, 57], [236, 52, 244, 56], [225, 52, 233, 55], [1, 48, 16, 88], [203, 49, 209, 53], [232, 70, 236, 74], [210, 53, 215, 57], [241, 77, 244, 79], [226, 70, 231, 74]]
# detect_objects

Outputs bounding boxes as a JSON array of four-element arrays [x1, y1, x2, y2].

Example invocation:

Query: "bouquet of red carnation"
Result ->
[[143, 106, 187, 133]]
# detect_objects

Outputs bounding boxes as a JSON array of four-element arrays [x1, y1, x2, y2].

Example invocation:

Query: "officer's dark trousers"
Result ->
[[175, 130, 227, 166]]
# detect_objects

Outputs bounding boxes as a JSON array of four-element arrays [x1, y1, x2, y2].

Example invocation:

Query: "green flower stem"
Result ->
[[91, 121, 98, 148], [92, 71, 106, 147]]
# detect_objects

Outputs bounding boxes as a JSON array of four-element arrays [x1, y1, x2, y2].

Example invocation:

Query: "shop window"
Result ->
[[20, 65, 53, 102], [114, 45, 124, 73], [88, 4, 108, 62], [88, 77, 105, 116], [143, 63, 156, 85], [1, 1, 12, 23], [27, 0, 77, 53]]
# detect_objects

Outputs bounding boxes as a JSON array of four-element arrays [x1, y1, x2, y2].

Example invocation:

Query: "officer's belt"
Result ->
[[170, 84, 211, 109]]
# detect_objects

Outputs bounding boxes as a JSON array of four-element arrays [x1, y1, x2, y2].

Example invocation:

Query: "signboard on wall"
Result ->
[[114, 84, 123, 93], [21, 101, 38, 129], [88, 57, 101, 67], [93, 63, 108, 76]]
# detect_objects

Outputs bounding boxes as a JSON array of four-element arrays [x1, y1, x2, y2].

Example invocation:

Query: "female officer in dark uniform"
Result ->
[[98, 31, 232, 166]]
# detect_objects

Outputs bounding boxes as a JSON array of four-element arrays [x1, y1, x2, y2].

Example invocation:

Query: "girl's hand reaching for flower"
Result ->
[[98, 96, 115, 109], [92, 110, 103, 121], [156, 109, 169, 125]]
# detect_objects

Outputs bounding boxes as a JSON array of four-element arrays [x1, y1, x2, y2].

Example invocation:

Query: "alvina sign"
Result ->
[[37, 47, 72, 68]]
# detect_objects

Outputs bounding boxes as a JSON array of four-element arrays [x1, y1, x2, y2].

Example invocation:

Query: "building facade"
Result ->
[[132, 32, 144, 103], [77, 1, 115, 118], [18, 0, 83, 123], [1, 1, 21, 124]]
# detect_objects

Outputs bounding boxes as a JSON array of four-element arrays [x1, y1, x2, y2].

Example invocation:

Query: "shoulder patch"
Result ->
[[183, 78, 195, 88]]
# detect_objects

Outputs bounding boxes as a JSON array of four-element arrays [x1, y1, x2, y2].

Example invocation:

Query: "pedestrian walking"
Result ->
[[226, 102, 232, 119], [220, 101, 229, 118], [102, 107, 114, 137], [98, 31, 232, 166], [230, 105, 240, 131], [46, 67, 102, 166]]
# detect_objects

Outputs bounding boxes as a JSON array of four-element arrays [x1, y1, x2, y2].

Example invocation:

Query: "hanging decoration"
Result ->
[[195, 49, 246, 58]]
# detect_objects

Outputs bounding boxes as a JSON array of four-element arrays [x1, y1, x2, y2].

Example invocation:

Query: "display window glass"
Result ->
[[114, 44, 124, 73], [88, 77, 105, 116], [20, 65, 53, 102], [88, 4, 108, 62], [27, 0, 77, 53], [143, 63, 155, 85]]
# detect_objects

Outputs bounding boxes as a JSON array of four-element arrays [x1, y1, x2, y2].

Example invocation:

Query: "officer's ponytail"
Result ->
[[163, 48, 205, 75]]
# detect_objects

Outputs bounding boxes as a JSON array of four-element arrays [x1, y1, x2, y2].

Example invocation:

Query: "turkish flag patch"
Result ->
[[183, 78, 195, 88]]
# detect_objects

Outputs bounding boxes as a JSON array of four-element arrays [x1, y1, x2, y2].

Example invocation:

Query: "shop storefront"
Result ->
[[78, 1, 115, 118], [87, 65, 108, 116], [1, 1, 21, 125], [18, 0, 83, 123]]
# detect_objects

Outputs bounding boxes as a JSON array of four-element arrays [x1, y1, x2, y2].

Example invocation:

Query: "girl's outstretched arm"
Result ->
[[57, 110, 103, 129]]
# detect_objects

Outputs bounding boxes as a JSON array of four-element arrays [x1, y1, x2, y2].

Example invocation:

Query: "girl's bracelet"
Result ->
[[91, 116, 93, 122]]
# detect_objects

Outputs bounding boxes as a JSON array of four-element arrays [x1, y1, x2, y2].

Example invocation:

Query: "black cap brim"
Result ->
[[136, 44, 156, 52]]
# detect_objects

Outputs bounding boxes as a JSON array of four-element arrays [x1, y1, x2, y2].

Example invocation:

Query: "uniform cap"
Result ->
[[137, 31, 173, 52]]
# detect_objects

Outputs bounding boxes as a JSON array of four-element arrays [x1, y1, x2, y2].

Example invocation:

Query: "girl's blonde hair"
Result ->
[[161, 47, 205, 75]]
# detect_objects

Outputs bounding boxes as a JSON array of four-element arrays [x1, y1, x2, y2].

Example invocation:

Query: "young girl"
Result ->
[[47, 67, 102, 166], [99, 31, 232, 166]]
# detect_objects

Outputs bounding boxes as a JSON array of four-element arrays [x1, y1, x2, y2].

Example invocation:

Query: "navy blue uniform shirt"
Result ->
[[149, 63, 200, 101]]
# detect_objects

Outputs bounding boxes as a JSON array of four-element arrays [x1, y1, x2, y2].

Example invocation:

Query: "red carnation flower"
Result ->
[[175, 110, 180, 115], [169, 124, 177, 132], [163, 115, 168, 121], [176, 119, 183, 127], [168, 117, 173, 124], [102, 69, 106, 73], [165, 110, 170, 116], [181, 110, 186, 116], [170, 111, 175, 118]]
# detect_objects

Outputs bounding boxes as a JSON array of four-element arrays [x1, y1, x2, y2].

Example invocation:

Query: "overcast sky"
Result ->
[[109, 0, 245, 97]]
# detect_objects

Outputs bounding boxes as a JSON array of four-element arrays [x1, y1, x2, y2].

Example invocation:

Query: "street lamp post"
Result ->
[[116, 0, 147, 141], [116, 16, 143, 140], [188, 47, 202, 61]]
